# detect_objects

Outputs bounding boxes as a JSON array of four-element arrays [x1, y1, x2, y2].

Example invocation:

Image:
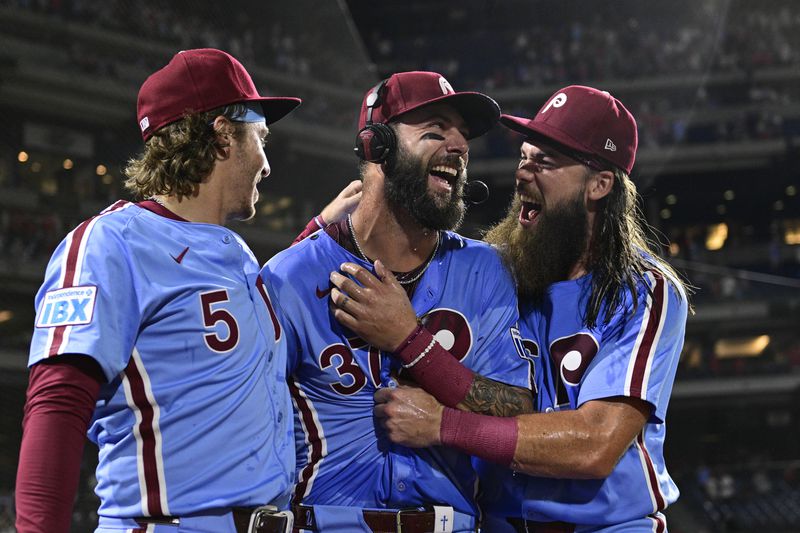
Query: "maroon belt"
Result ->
[[292, 504, 443, 533], [507, 518, 576, 533], [135, 507, 290, 533]]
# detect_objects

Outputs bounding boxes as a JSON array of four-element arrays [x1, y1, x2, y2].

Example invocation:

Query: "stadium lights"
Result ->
[[705, 223, 728, 250], [17, 151, 29, 163], [786, 222, 800, 245], [665, 194, 677, 205], [786, 185, 796, 197], [714, 335, 770, 359], [63, 159, 74, 170], [723, 190, 735, 201], [0, 310, 13, 323], [96, 164, 108, 176]]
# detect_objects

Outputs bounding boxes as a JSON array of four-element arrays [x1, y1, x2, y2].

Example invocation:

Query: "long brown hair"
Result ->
[[124, 104, 249, 200], [586, 168, 692, 327]]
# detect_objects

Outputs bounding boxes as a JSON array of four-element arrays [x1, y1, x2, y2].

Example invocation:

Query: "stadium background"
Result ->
[[0, 0, 799, 530]]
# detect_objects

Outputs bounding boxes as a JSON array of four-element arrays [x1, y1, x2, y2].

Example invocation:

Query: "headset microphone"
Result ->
[[463, 180, 490, 205]]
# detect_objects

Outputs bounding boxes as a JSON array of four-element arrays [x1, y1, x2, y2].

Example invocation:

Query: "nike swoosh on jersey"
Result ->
[[316, 286, 332, 298], [170, 246, 190, 264]]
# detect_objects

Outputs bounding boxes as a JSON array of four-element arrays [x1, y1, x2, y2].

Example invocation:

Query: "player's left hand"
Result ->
[[374, 385, 443, 448], [330, 260, 418, 351]]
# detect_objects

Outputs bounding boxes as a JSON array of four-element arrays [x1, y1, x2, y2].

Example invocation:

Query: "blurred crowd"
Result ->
[[371, 2, 800, 90], [678, 459, 800, 532], [1, 0, 362, 88], [2, 0, 800, 143]]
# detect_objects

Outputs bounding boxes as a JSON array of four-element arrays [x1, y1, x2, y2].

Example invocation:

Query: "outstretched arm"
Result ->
[[374, 385, 649, 478], [331, 260, 533, 417]]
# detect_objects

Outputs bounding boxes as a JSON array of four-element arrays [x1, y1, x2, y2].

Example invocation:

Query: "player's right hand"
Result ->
[[329, 260, 419, 351], [373, 385, 444, 448]]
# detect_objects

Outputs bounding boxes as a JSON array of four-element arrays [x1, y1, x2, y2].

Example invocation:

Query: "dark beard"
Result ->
[[383, 143, 466, 231], [484, 193, 588, 302]]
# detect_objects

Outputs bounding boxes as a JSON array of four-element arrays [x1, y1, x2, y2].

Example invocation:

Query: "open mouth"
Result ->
[[518, 194, 542, 226], [429, 164, 459, 192]]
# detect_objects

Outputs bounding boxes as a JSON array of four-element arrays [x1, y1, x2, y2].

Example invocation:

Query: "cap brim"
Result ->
[[397, 93, 500, 139], [251, 97, 302, 125], [500, 113, 592, 156]]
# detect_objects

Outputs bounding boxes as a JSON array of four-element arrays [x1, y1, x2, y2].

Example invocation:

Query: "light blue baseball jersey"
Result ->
[[261, 229, 529, 516], [29, 201, 294, 519], [477, 267, 687, 531]]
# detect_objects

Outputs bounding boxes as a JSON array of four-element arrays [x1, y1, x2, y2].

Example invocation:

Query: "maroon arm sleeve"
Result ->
[[291, 216, 326, 246], [15, 355, 104, 533]]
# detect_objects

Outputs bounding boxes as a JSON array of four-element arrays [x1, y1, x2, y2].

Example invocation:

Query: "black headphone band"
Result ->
[[364, 79, 388, 126]]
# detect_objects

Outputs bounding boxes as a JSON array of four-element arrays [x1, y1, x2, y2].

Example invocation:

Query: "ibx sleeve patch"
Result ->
[[36, 285, 97, 328]]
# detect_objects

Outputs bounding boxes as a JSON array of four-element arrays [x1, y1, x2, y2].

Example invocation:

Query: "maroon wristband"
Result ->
[[440, 407, 518, 466], [394, 328, 475, 407], [393, 323, 425, 354]]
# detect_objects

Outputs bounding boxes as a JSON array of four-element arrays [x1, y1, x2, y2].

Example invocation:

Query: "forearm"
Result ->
[[458, 374, 533, 417], [16, 357, 102, 533], [510, 411, 613, 478], [447, 398, 649, 478], [396, 326, 533, 416]]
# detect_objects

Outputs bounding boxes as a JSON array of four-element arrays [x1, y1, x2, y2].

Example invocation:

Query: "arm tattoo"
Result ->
[[460, 374, 534, 417]]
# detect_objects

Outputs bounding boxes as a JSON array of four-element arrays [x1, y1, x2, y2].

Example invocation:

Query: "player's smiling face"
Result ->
[[227, 121, 270, 222], [515, 141, 591, 230], [393, 103, 470, 199], [383, 103, 469, 230]]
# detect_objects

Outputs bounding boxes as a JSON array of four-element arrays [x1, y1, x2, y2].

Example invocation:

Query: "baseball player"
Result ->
[[333, 86, 690, 532], [261, 72, 532, 532], [16, 49, 301, 533]]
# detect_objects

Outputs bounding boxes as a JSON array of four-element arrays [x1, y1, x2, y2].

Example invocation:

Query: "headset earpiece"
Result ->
[[354, 79, 396, 163], [354, 123, 395, 163]]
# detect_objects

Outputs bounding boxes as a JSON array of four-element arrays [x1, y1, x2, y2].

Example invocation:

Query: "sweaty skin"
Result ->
[[331, 260, 533, 417], [374, 385, 650, 478]]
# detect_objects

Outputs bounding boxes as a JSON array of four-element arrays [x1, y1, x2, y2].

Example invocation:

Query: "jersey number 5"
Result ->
[[200, 290, 240, 353]]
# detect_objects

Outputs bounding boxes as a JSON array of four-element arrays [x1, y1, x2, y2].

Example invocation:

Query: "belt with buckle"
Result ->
[[135, 506, 293, 533], [506, 518, 576, 533], [292, 504, 441, 533]]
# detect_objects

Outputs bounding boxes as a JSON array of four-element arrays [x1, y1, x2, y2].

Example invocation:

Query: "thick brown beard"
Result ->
[[484, 193, 589, 302], [384, 143, 466, 231]]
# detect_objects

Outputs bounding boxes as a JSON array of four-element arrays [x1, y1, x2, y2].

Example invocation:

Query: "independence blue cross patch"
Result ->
[[36, 285, 97, 328]]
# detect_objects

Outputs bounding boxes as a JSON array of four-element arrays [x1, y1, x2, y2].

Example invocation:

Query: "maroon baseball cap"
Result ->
[[137, 48, 302, 141], [500, 85, 638, 173], [357, 71, 500, 139]]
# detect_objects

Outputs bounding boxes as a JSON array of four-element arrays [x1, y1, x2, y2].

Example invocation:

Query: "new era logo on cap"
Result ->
[[139, 117, 150, 133], [499, 85, 638, 173]]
